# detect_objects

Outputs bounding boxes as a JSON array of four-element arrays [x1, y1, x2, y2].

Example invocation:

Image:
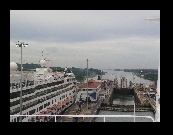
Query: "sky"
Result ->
[[10, 10, 160, 69]]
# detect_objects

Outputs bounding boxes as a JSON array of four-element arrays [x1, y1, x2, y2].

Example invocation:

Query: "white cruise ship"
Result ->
[[10, 59, 77, 122]]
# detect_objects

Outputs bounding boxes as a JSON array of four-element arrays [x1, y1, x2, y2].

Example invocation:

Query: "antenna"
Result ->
[[42, 51, 43, 59], [39, 51, 46, 61]]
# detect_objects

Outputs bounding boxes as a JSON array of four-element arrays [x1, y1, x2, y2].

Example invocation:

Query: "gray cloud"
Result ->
[[10, 10, 160, 69]]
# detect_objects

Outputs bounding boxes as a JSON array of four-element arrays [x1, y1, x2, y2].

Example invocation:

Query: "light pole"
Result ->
[[79, 93, 82, 111], [19, 59, 28, 87], [86, 59, 89, 110], [132, 73, 134, 84], [140, 71, 143, 84], [16, 41, 28, 122]]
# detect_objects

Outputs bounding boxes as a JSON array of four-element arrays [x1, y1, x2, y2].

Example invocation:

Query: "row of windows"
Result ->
[[10, 81, 65, 99], [11, 92, 73, 116], [11, 107, 20, 115], [10, 86, 74, 108], [11, 101, 51, 121], [10, 89, 74, 115], [10, 84, 46, 99], [81, 88, 100, 91], [11, 97, 74, 122], [60, 94, 66, 100], [10, 91, 20, 100], [45, 81, 64, 87], [82, 89, 93, 91], [10, 100, 20, 107], [10, 81, 34, 90], [10, 83, 69, 99], [44, 102, 50, 108], [67, 78, 75, 82], [10, 83, 74, 110], [10, 99, 50, 115], [10, 83, 72, 105]]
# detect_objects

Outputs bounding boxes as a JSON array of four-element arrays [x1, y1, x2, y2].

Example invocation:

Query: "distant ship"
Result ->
[[10, 57, 77, 122]]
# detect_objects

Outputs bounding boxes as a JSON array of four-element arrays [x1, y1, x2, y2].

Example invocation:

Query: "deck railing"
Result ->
[[10, 115, 155, 122]]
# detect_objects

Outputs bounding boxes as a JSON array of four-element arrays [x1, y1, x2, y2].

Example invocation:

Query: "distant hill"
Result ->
[[123, 69, 158, 83], [17, 63, 41, 71], [16, 63, 102, 82]]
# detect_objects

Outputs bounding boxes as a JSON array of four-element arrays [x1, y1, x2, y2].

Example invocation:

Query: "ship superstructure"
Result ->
[[10, 58, 77, 122]]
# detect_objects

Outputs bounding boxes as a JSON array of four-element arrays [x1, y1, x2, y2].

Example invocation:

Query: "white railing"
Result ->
[[10, 115, 155, 122]]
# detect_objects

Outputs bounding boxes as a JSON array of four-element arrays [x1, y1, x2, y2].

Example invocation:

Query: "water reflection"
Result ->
[[113, 95, 134, 105]]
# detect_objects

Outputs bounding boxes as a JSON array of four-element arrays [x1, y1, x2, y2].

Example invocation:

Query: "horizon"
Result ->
[[14, 63, 158, 70], [10, 10, 160, 69]]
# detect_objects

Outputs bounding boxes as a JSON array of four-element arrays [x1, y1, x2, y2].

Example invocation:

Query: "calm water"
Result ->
[[95, 93, 155, 122], [94, 69, 155, 122], [95, 111, 154, 122], [101, 69, 154, 86], [113, 94, 134, 105], [84, 69, 154, 86]]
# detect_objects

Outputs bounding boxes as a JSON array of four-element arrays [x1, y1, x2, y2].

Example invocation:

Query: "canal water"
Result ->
[[94, 69, 155, 122], [95, 111, 154, 122], [84, 69, 153, 86], [113, 94, 134, 105]]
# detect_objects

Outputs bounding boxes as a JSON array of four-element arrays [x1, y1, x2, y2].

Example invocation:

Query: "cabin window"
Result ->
[[39, 106, 42, 111]]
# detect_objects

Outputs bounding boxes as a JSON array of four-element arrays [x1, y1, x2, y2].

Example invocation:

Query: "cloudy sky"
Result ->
[[10, 10, 160, 69]]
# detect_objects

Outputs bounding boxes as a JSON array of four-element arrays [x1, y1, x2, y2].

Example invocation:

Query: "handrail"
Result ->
[[10, 115, 155, 122]]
